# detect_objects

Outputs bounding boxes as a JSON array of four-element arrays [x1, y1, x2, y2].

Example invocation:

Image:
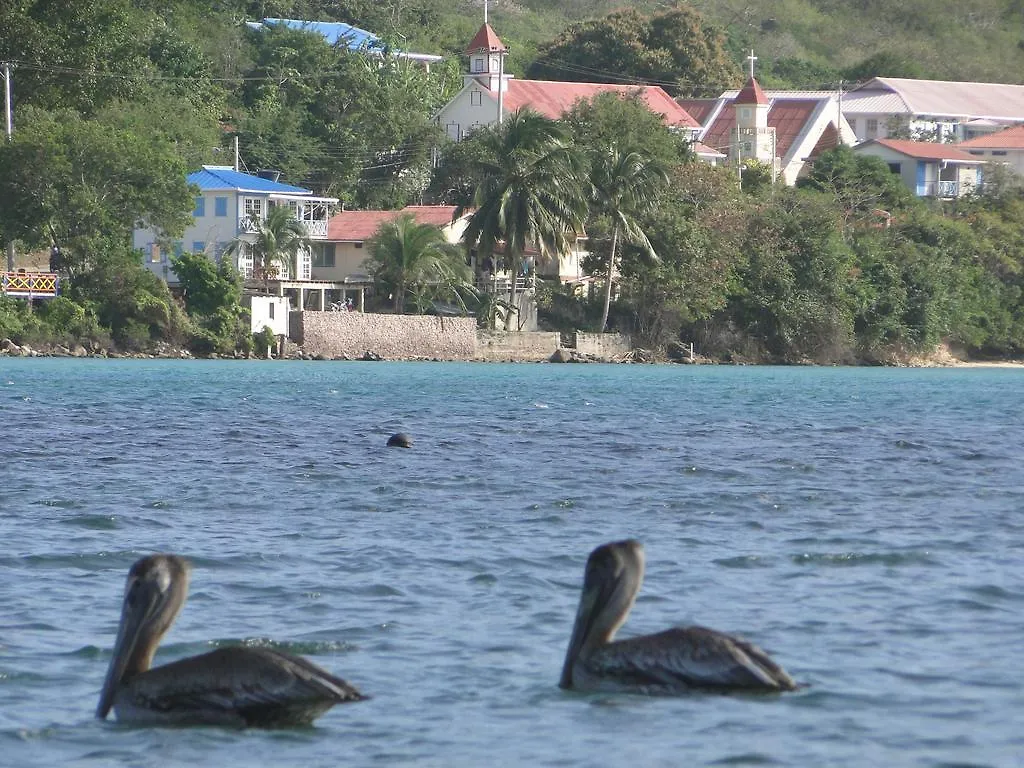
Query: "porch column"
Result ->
[[297, 286, 305, 311], [319, 288, 326, 311], [358, 288, 364, 312]]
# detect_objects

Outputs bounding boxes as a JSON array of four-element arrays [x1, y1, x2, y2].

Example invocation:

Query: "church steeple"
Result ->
[[731, 50, 775, 173], [465, 24, 508, 84]]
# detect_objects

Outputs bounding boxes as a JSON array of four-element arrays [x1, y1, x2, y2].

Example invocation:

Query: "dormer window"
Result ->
[[472, 56, 485, 73]]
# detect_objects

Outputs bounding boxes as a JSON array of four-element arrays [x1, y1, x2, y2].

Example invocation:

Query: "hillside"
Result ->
[[418, 0, 1024, 87]]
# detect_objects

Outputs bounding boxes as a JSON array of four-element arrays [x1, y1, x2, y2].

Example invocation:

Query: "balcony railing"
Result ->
[[238, 216, 261, 234], [238, 216, 328, 238], [1, 271, 60, 298], [918, 180, 961, 198], [476, 275, 536, 293]]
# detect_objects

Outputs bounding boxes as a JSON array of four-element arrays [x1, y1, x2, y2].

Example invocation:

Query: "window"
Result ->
[[173, 241, 184, 257], [243, 197, 263, 219], [354, 242, 363, 249], [866, 119, 878, 138], [192, 241, 205, 254], [268, 303, 275, 320], [149, 243, 161, 263], [968, 150, 984, 156], [849, 119, 857, 134], [193, 197, 205, 217], [471, 90, 482, 106], [214, 196, 228, 216], [992, 150, 1008, 156], [739, 107, 750, 121], [471, 56, 485, 73], [312, 244, 336, 268], [887, 163, 901, 174], [445, 122, 461, 141]]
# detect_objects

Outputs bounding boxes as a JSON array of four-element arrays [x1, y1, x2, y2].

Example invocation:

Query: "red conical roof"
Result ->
[[465, 23, 507, 54], [735, 77, 768, 105]]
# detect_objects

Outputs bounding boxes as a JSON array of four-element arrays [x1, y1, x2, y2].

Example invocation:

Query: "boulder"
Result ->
[[549, 348, 573, 363]]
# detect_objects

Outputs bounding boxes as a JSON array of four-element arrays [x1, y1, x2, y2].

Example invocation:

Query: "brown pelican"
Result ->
[[560, 540, 798, 694], [96, 554, 366, 727]]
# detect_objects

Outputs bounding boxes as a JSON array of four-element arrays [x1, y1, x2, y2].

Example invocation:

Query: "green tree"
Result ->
[[588, 145, 668, 332], [563, 91, 693, 168], [527, 7, 740, 97], [366, 213, 470, 313], [171, 250, 243, 317], [0, 105, 193, 270], [459, 110, 586, 330], [225, 205, 309, 288], [797, 145, 915, 231]]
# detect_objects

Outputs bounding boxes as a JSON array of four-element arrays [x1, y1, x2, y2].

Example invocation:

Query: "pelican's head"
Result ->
[[96, 554, 191, 719], [559, 539, 645, 689]]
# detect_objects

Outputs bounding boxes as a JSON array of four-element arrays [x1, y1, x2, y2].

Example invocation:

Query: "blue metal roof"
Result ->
[[188, 166, 312, 195], [248, 18, 385, 51]]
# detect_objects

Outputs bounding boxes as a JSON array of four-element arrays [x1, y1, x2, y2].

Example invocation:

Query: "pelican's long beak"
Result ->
[[96, 582, 160, 719], [559, 581, 605, 689]]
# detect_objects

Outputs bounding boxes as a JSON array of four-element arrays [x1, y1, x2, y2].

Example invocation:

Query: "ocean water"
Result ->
[[0, 358, 1022, 767]]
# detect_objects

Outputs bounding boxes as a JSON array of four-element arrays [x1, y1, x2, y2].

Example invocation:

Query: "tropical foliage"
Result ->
[[458, 110, 586, 330], [365, 213, 471, 314], [225, 206, 310, 283]]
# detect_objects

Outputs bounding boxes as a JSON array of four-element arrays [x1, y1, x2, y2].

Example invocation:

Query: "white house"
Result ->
[[680, 79, 857, 185], [133, 165, 337, 285], [434, 23, 704, 143], [958, 124, 1024, 177], [842, 77, 1024, 144], [852, 138, 984, 198]]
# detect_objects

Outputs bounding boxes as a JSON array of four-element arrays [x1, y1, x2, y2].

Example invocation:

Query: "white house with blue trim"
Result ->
[[133, 165, 337, 285], [852, 138, 984, 199]]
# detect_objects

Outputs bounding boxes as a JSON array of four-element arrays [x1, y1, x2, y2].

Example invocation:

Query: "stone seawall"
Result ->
[[294, 312, 477, 359], [574, 331, 632, 359], [476, 330, 561, 361]]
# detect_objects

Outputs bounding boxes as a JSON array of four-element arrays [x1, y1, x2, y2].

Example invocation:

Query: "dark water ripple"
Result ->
[[0, 360, 1022, 766]]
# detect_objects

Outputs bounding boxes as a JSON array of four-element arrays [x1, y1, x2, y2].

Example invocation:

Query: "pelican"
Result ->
[[560, 540, 797, 694], [96, 554, 366, 727]]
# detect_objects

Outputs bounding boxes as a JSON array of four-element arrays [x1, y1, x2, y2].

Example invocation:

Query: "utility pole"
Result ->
[[3, 61, 14, 272]]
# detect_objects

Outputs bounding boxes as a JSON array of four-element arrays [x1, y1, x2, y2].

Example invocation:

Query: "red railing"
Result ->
[[1, 271, 61, 298]]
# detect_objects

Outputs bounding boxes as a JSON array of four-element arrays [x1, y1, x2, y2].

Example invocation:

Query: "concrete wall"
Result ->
[[294, 311, 477, 359], [574, 331, 632, 359], [247, 295, 291, 336], [476, 330, 560, 361]]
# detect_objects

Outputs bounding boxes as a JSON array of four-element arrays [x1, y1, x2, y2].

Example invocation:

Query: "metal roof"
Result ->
[[856, 138, 984, 162], [188, 166, 313, 194], [492, 80, 700, 129], [247, 18, 443, 62], [846, 77, 1024, 120]]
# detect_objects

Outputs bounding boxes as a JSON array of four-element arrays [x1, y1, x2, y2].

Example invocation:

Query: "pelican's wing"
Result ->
[[593, 626, 797, 692], [124, 646, 365, 726]]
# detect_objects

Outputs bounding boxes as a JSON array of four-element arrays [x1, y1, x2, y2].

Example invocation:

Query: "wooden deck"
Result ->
[[1, 271, 60, 299]]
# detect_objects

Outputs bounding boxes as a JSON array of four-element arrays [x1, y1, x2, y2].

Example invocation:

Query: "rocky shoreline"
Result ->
[[3, 336, 1021, 367]]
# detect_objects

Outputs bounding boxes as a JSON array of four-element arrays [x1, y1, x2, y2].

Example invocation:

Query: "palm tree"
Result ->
[[459, 109, 586, 331], [225, 205, 308, 291], [366, 212, 471, 314], [588, 145, 668, 333]]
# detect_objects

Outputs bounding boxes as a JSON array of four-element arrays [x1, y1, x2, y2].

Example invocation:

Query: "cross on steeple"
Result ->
[[746, 50, 758, 78]]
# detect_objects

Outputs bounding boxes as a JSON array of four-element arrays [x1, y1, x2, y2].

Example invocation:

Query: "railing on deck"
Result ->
[[476, 275, 536, 293], [1, 272, 60, 298]]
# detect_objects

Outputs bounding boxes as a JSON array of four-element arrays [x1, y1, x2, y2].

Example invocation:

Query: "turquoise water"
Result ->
[[1, 359, 1022, 767]]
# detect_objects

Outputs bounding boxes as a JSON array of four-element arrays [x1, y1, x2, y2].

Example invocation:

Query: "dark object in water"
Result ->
[[387, 433, 412, 448]]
